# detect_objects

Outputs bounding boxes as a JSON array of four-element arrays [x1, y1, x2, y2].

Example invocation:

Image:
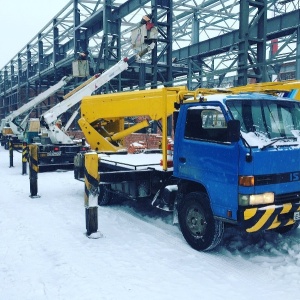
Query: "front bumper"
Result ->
[[239, 202, 300, 233]]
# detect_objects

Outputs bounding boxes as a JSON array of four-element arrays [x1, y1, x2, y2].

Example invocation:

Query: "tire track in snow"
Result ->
[[103, 203, 275, 287], [108, 202, 300, 296]]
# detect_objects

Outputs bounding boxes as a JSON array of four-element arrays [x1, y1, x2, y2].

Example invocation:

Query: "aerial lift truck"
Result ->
[[0, 76, 71, 148], [31, 16, 158, 170], [74, 81, 300, 251]]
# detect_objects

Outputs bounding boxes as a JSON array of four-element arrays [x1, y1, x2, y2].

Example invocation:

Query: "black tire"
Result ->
[[98, 185, 112, 206], [178, 192, 224, 251], [273, 221, 300, 234]]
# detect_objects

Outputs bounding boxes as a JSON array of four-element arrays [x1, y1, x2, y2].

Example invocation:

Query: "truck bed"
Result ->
[[98, 152, 171, 171]]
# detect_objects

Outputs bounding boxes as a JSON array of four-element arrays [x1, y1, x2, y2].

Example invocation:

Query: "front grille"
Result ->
[[275, 192, 300, 204], [255, 173, 292, 185]]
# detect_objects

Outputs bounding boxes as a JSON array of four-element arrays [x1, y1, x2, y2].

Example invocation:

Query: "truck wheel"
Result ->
[[273, 221, 299, 234], [178, 192, 224, 251], [98, 185, 111, 206]]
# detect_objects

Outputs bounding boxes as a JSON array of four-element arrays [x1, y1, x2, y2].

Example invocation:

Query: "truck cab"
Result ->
[[173, 92, 300, 251]]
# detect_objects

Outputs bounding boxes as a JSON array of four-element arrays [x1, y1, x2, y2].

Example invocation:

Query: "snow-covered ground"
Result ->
[[1, 146, 300, 300]]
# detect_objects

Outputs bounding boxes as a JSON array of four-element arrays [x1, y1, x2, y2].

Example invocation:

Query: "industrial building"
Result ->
[[0, 0, 299, 122]]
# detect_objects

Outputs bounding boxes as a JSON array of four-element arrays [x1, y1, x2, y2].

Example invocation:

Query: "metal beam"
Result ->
[[172, 9, 300, 61]]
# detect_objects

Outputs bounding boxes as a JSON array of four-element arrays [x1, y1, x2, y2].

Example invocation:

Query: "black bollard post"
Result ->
[[84, 152, 102, 238], [9, 139, 14, 168], [22, 142, 28, 175], [28, 144, 40, 198]]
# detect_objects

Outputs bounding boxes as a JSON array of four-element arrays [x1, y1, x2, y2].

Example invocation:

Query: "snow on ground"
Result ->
[[0, 146, 300, 300]]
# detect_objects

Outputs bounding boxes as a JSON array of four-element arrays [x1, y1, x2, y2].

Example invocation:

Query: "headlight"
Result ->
[[239, 192, 274, 206]]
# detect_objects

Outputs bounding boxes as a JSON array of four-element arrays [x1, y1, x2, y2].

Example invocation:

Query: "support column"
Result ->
[[238, 0, 267, 85], [9, 139, 13, 168], [151, 0, 173, 88], [84, 152, 102, 238], [28, 144, 40, 198], [296, 26, 300, 80], [22, 142, 28, 175]]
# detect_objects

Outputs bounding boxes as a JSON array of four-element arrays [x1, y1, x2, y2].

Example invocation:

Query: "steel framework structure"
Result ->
[[0, 0, 300, 120]]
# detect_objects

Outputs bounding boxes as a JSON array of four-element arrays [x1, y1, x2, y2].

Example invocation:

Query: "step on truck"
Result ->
[[74, 83, 300, 251]]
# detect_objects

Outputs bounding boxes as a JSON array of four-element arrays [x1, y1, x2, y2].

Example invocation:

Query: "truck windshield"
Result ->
[[226, 99, 300, 147]]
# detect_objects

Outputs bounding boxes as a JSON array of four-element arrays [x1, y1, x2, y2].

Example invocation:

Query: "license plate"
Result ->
[[47, 151, 62, 157], [294, 211, 300, 221]]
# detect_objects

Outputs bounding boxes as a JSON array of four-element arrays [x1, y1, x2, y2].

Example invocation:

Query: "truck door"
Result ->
[[175, 103, 240, 220]]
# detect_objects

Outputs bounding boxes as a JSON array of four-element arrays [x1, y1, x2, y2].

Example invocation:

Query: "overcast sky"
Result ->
[[0, 0, 70, 68]]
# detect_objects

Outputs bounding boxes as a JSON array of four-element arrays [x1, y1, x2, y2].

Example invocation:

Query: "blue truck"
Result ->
[[74, 85, 300, 251]]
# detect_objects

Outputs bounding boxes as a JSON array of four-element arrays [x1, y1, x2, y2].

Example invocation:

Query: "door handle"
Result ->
[[179, 157, 186, 163]]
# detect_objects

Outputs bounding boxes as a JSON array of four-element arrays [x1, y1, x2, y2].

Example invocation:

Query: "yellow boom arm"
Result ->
[[78, 86, 187, 153]]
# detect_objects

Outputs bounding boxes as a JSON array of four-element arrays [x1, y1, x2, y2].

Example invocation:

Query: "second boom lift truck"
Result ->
[[31, 16, 158, 171]]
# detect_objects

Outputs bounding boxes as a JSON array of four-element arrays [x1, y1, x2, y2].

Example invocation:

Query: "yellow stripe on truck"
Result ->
[[245, 207, 275, 233], [244, 207, 257, 220]]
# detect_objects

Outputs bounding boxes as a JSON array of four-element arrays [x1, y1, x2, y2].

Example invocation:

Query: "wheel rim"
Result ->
[[186, 205, 207, 237]]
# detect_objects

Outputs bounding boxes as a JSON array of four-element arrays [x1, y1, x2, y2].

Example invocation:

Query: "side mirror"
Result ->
[[227, 120, 240, 142]]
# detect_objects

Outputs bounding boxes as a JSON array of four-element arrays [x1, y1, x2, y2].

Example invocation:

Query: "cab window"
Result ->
[[184, 107, 228, 143]]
